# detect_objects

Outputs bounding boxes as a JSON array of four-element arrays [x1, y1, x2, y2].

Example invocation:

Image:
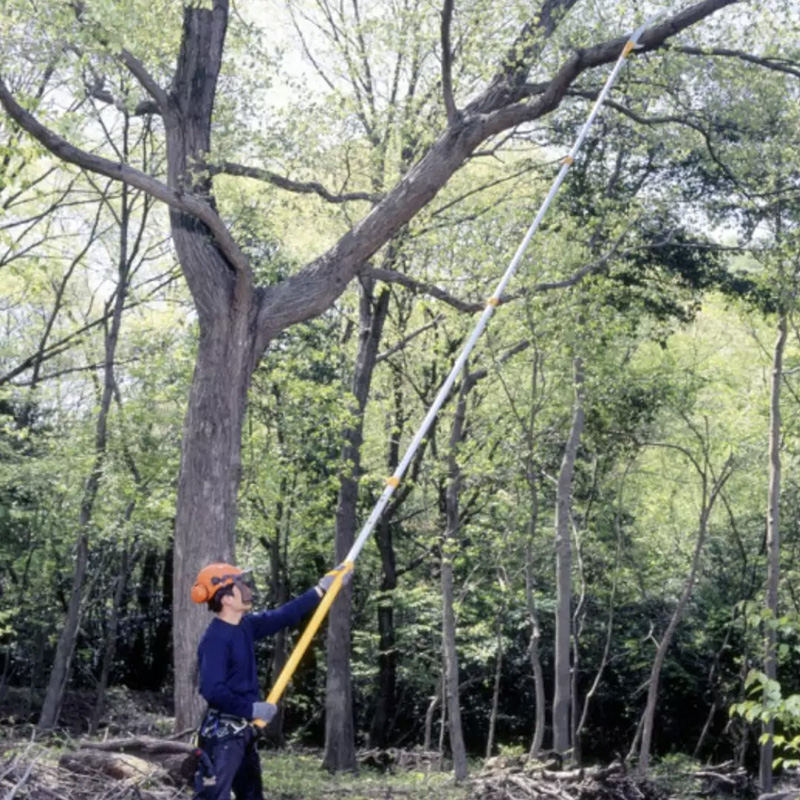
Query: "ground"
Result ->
[[1, 689, 799, 798]]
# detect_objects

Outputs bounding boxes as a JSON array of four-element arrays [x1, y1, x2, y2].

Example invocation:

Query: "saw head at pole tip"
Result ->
[[631, 12, 664, 43]]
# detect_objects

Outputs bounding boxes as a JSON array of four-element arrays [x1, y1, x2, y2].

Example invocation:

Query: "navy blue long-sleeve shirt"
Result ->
[[197, 588, 320, 720]]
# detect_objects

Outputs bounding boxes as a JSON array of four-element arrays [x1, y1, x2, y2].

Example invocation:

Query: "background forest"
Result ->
[[1, 0, 800, 792]]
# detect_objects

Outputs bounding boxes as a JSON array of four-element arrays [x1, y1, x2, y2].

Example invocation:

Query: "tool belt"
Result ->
[[199, 709, 251, 741]]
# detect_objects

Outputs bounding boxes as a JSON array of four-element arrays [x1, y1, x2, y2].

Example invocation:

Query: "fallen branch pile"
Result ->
[[692, 761, 753, 797], [0, 739, 191, 800], [472, 760, 667, 800]]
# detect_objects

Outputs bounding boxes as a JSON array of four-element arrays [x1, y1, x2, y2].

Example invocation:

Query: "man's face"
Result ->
[[221, 575, 255, 612]]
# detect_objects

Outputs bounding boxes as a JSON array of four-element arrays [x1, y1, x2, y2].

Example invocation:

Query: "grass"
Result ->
[[259, 751, 471, 800]]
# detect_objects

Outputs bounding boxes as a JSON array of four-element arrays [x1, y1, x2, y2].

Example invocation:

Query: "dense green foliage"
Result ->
[[1, 0, 800, 779]]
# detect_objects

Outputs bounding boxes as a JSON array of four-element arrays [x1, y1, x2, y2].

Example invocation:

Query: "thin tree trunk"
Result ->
[[486, 609, 504, 758], [37, 157, 134, 731], [90, 529, 138, 735], [693, 607, 737, 759], [760, 316, 785, 792], [370, 517, 398, 748], [552, 356, 584, 757], [440, 377, 470, 782], [570, 516, 587, 764], [424, 677, 443, 752], [438, 670, 447, 771], [637, 453, 733, 775], [324, 279, 389, 772], [526, 532, 546, 760], [522, 344, 545, 760], [575, 467, 626, 755], [370, 362, 403, 748]]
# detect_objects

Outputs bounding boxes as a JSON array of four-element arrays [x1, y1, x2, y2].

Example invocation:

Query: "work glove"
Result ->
[[316, 563, 353, 594], [252, 701, 277, 723]]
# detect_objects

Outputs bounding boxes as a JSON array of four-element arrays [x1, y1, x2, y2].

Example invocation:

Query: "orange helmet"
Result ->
[[191, 563, 244, 604]]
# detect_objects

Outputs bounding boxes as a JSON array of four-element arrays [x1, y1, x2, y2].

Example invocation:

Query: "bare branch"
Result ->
[[86, 84, 161, 116], [0, 75, 252, 281], [118, 50, 170, 113], [376, 313, 445, 363], [209, 161, 381, 204], [675, 45, 800, 79], [366, 267, 483, 313]]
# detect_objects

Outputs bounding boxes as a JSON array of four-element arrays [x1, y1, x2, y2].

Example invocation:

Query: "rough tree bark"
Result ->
[[552, 356, 585, 756], [760, 315, 786, 792], [0, 0, 743, 730]]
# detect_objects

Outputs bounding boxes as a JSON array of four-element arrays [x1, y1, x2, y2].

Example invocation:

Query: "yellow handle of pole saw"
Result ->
[[253, 561, 354, 728]]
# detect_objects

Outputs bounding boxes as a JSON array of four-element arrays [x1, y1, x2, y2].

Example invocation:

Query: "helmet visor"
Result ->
[[233, 571, 256, 603]]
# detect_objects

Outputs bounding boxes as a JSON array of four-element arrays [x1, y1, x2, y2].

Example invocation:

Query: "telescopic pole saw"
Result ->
[[255, 15, 656, 726]]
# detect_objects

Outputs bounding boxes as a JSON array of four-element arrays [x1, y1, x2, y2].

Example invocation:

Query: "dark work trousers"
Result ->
[[195, 727, 263, 800]]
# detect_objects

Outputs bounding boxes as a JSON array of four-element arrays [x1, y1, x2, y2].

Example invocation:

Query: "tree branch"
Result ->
[[441, 0, 458, 125], [209, 161, 380, 204], [366, 267, 483, 314], [118, 50, 170, 113], [675, 45, 800, 79], [376, 314, 445, 363], [255, 0, 741, 345], [70, 1, 170, 114]]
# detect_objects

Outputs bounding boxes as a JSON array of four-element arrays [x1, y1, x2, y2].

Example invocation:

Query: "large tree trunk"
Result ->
[[760, 316, 785, 792], [165, 3, 264, 731], [172, 313, 259, 728], [552, 357, 584, 756], [323, 279, 389, 771]]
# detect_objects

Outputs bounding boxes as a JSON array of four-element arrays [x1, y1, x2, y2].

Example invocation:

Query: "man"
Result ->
[[190, 562, 352, 799]]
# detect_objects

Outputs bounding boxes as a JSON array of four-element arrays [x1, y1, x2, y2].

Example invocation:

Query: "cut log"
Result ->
[[82, 736, 195, 755], [59, 749, 168, 781]]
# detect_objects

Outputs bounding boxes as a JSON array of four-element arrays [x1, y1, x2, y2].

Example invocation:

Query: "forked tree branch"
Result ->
[[70, 1, 171, 114], [256, 0, 743, 344]]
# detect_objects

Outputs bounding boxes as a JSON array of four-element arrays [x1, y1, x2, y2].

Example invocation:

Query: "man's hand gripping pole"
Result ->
[[253, 561, 354, 729]]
